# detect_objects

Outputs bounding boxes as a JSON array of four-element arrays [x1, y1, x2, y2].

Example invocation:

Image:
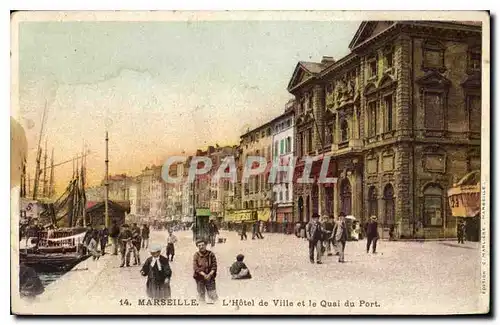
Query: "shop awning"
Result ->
[[257, 208, 271, 222], [224, 210, 255, 223], [448, 185, 480, 218], [196, 208, 211, 217]]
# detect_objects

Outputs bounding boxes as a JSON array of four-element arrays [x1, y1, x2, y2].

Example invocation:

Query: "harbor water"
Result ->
[[38, 271, 65, 287]]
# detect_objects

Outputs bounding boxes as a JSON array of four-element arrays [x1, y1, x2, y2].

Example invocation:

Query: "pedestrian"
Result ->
[[82, 225, 94, 254], [366, 216, 379, 254], [166, 228, 177, 261], [99, 226, 109, 255], [208, 219, 219, 247], [230, 254, 252, 280], [283, 218, 288, 234], [131, 223, 142, 265], [323, 215, 335, 256], [332, 212, 348, 263], [240, 222, 248, 240], [256, 221, 264, 239], [140, 244, 172, 299], [389, 224, 395, 241], [306, 213, 324, 264], [352, 221, 360, 241], [109, 221, 120, 255], [118, 224, 133, 267], [251, 221, 257, 240], [141, 224, 150, 249], [88, 230, 101, 261], [457, 219, 466, 244], [193, 238, 218, 304]]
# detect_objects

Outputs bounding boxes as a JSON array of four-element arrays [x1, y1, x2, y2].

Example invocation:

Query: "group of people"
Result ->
[[305, 213, 381, 264], [239, 220, 264, 240], [140, 235, 251, 303], [90, 222, 151, 267]]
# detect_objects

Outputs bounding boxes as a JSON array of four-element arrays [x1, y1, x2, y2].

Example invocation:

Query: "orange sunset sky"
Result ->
[[16, 19, 359, 195]]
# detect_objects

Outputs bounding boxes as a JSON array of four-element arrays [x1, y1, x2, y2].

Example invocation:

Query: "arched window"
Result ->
[[368, 186, 378, 219], [306, 195, 311, 221], [340, 179, 352, 215], [312, 183, 319, 214], [383, 184, 395, 226], [298, 196, 304, 222], [324, 186, 334, 216], [423, 184, 443, 227], [341, 119, 349, 142]]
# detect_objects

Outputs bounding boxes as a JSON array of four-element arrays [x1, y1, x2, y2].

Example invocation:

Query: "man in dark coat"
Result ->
[[366, 216, 379, 254], [306, 213, 325, 264], [240, 222, 248, 240], [140, 245, 172, 299], [99, 226, 109, 255], [141, 224, 150, 249], [323, 215, 335, 256], [193, 238, 218, 303], [332, 212, 349, 263], [208, 220, 219, 247], [109, 221, 120, 255]]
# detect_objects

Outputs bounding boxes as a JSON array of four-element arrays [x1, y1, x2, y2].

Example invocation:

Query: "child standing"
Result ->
[[230, 254, 252, 280], [166, 229, 177, 261]]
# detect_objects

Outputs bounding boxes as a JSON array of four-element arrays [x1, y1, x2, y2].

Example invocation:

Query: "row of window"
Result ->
[[275, 119, 292, 133], [367, 49, 393, 79], [242, 200, 268, 209], [274, 137, 292, 157], [247, 127, 272, 143], [273, 184, 292, 203]]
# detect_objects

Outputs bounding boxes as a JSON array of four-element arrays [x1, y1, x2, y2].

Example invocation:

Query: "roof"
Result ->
[[456, 170, 480, 186], [299, 61, 325, 74], [86, 200, 131, 213]]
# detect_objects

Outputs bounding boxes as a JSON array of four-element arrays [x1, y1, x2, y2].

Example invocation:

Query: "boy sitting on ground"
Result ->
[[230, 254, 252, 280]]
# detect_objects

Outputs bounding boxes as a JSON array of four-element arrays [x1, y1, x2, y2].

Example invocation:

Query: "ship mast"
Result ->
[[33, 101, 48, 200], [49, 148, 54, 198], [104, 131, 110, 228], [42, 139, 48, 198]]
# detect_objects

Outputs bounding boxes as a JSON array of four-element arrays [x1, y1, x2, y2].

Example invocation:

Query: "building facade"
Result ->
[[271, 100, 295, 225], [239, 123, 273, 210], [288, 20, 481, 238]]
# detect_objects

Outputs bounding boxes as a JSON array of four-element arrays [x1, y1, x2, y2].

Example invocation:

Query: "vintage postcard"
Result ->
[[11, 11, 490, 315]]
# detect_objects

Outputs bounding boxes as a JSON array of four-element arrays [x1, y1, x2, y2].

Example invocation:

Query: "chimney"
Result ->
[[321, 56, 335, 65]]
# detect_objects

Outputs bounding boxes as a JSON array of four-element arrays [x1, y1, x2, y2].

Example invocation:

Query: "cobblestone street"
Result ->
[[19, 229, 483, 315]]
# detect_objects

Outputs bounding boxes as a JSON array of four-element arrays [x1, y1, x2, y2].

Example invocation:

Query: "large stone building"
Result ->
[[288, 20, 481, 238]]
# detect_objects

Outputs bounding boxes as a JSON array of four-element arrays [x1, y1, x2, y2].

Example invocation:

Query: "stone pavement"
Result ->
[[14, 230, 485, 315]]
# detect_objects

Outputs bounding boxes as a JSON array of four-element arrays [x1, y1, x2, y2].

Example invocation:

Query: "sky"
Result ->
[[17, 20, 360, 194]]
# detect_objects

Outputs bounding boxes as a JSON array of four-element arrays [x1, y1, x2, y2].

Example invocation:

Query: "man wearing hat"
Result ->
[[366, 216, 379, 254], [332, 212, 348, 263], [140, 245, 172, 299], [193, 238, 218, 303], [118, 224, 133, 267], [305, 213, 325, 264]]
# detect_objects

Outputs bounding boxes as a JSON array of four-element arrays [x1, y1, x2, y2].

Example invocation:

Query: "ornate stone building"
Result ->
[[288, 20, 481, 238]]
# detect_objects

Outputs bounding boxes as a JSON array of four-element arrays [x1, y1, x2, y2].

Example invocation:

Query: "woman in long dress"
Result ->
[[140, 245, 172, 299]]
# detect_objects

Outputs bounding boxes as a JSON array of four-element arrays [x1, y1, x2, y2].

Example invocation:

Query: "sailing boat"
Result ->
[[20, 152, 91, 272]]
